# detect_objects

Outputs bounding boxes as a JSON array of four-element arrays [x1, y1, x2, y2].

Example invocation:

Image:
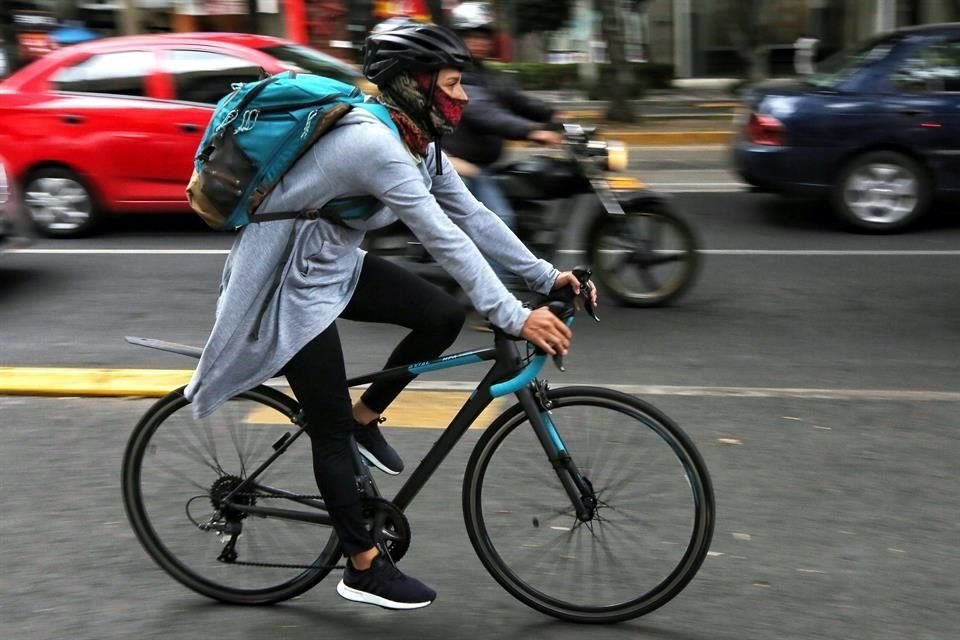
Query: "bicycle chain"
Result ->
[[209, 492, 346, 571]]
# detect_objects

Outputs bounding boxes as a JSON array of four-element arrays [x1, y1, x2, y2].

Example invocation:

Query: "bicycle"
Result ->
[[121, 268, 715, 624]]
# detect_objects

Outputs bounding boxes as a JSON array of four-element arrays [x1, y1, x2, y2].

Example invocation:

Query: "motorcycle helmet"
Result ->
[[363, 22, 472, 87], [450, 2, 496, 34]]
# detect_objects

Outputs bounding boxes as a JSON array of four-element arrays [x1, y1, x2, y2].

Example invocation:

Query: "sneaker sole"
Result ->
[[356, 443, 402, 476], [336, 580, 434, 610]]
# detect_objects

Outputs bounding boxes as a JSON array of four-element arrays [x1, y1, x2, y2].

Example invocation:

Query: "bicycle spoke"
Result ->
[[466, 390, 713, 619], [124, 389, 339, 604]]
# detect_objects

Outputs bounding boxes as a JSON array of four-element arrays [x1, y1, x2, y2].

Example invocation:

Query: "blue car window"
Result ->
[[892, 41, 960, 93], [806, 35, 899, 90]]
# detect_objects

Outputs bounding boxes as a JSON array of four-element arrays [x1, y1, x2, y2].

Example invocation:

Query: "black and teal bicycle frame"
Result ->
[[224, 321, 597, 524]]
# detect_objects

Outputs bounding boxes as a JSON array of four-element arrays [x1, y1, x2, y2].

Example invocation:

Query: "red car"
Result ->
[[0, 32, 367, 237]]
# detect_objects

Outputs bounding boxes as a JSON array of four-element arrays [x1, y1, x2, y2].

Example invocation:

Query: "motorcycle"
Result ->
[[363, 124, 701, 307]]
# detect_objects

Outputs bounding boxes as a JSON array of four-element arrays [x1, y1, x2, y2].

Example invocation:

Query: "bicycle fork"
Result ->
[[518, 381, 597, 522]]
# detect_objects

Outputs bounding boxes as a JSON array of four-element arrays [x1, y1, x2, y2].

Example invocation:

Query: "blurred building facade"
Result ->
[[668, 0, 960, 77], [2, 0, 959, 76]]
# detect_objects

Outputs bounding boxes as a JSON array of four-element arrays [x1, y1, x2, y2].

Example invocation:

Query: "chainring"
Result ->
[[360, 497, 411, 562]]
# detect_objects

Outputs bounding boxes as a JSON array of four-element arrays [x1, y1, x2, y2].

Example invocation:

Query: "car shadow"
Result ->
[[750, 194, 846, 232], [100, 212, 212, 235], [0, 264, 56, 300], [752, 193, 960, 234]]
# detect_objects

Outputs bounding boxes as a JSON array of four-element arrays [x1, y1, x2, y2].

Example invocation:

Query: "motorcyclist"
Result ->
[[444, 2, 564, 286]]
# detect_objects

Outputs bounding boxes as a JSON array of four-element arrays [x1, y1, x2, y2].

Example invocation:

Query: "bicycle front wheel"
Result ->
[[122, 385, 340, 605], [463, 386, 714, 623]]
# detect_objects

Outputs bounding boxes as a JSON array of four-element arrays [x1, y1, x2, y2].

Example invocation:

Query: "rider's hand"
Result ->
[[521, 307, 572, 356], [553, 271, 599, 309], [527, 129, 565, 146]]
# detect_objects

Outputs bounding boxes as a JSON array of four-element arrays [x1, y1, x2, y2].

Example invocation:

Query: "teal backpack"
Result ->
[[186, 71, 399, 231]]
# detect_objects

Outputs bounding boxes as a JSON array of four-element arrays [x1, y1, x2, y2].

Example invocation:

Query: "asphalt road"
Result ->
[[2, 181, 959, 639]]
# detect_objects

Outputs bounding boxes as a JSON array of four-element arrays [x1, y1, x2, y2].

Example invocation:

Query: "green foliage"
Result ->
[[514, 0, 575, 36], [490, 62, 674, 98]]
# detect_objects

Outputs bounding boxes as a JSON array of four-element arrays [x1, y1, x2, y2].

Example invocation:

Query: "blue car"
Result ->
[[733, 23, 960, 232]]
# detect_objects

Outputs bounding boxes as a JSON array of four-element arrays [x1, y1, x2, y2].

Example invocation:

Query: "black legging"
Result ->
[[282, 254, 465, 556]]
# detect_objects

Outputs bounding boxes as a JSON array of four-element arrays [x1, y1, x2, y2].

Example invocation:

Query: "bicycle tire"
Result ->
[[463, 386, 714, 623], [587, 206, 701, 308], [122, 385, 341, 605]]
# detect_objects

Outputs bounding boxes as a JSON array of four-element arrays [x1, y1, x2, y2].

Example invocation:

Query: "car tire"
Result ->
[[22, 167, 100, 238], [832, 151, 931, 233]]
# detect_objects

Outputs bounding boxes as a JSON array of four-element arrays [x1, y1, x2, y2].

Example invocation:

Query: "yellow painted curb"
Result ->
[[0, 367, 194, 397], [0, 367, 504, 430]]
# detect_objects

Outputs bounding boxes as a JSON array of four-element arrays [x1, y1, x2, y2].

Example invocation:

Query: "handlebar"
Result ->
[[536, 266, 600, 372]]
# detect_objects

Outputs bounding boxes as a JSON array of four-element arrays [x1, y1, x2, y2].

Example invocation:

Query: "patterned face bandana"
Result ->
[[378, 71, 468, 157]]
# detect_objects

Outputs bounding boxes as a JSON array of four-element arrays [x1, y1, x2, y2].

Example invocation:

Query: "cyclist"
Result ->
[[444, 1, 565, 287], [184, 22, 596, 610]]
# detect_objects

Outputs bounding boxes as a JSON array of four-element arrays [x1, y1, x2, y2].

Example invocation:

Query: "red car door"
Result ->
[[151, 48, 269, 205], [43, 48, 184, 210]]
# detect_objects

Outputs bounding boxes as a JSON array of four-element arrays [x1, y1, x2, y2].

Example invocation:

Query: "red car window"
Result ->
[[166, 49, 263, 105], [51, 50, 154, 97]]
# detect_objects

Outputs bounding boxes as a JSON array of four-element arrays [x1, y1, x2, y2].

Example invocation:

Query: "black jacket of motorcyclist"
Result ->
[[443, 61, 556, 167], [443, 1, 558, 168]]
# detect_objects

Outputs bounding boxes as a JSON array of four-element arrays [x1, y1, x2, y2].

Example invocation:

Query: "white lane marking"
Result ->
[[9, 249, 230, 255], [556, 249, 960, 256], [15, 248, 960, 258], [700, 249, 960, 256]]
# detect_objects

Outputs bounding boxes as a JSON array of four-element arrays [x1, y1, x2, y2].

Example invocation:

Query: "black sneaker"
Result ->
[[337, 555, 436, 610], [355, 418, 404, 475]]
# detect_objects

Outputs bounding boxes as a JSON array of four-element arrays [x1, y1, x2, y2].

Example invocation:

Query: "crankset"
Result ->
[[361, 497, 411, 562]]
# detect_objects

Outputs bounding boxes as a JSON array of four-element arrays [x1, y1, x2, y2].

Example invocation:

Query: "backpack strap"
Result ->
[[248, 195, 381, 225]]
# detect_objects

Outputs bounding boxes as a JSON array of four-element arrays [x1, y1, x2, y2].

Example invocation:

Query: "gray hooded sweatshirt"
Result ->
[[184, 109, 559, 417]]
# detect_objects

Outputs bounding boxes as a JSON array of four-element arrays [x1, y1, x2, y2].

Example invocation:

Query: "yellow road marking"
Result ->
[[0, 367, 194, 397], [0, 367, 506, 430], [247, 389, 504, 429]]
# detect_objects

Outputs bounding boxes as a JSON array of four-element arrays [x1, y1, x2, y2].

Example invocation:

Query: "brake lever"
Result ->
[[546, 300, 572, 372]]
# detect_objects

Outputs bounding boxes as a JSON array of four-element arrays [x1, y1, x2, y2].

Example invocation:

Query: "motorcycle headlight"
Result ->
[[605, 141, 628, 172]]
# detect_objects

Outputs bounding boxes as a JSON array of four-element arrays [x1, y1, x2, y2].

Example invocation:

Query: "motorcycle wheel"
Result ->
[[587, 207, 701, 307]]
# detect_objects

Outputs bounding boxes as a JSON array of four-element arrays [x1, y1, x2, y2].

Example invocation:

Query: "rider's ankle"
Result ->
[[351, 547, 380, 571], [352, 402, 380, 427]]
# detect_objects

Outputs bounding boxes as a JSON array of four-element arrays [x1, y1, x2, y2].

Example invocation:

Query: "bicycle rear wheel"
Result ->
[[122, 385, 340, 605], [463, 386, 714, 623]]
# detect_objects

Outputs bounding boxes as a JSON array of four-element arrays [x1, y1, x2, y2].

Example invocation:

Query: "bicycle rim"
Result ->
[[122, 386, 340, 605], [589, 211, 700, 307], [464, 387, 714, 623]]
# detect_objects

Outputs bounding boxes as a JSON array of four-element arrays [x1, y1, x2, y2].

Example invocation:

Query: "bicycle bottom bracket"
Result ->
[[360, 497, 411, 562]]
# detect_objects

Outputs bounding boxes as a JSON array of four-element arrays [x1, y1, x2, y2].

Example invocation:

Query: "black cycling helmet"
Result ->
[[450, 2, 496, 33], [363, 22, 472, 87]]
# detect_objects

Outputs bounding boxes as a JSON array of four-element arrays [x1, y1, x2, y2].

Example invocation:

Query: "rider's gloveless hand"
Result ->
[[552, 271, 599, 309], [521, 307, 572, 356]]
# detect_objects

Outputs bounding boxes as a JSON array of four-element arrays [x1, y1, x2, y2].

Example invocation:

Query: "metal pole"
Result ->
[[673, 0, 692, 78], [876, 0, 897, 33]]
